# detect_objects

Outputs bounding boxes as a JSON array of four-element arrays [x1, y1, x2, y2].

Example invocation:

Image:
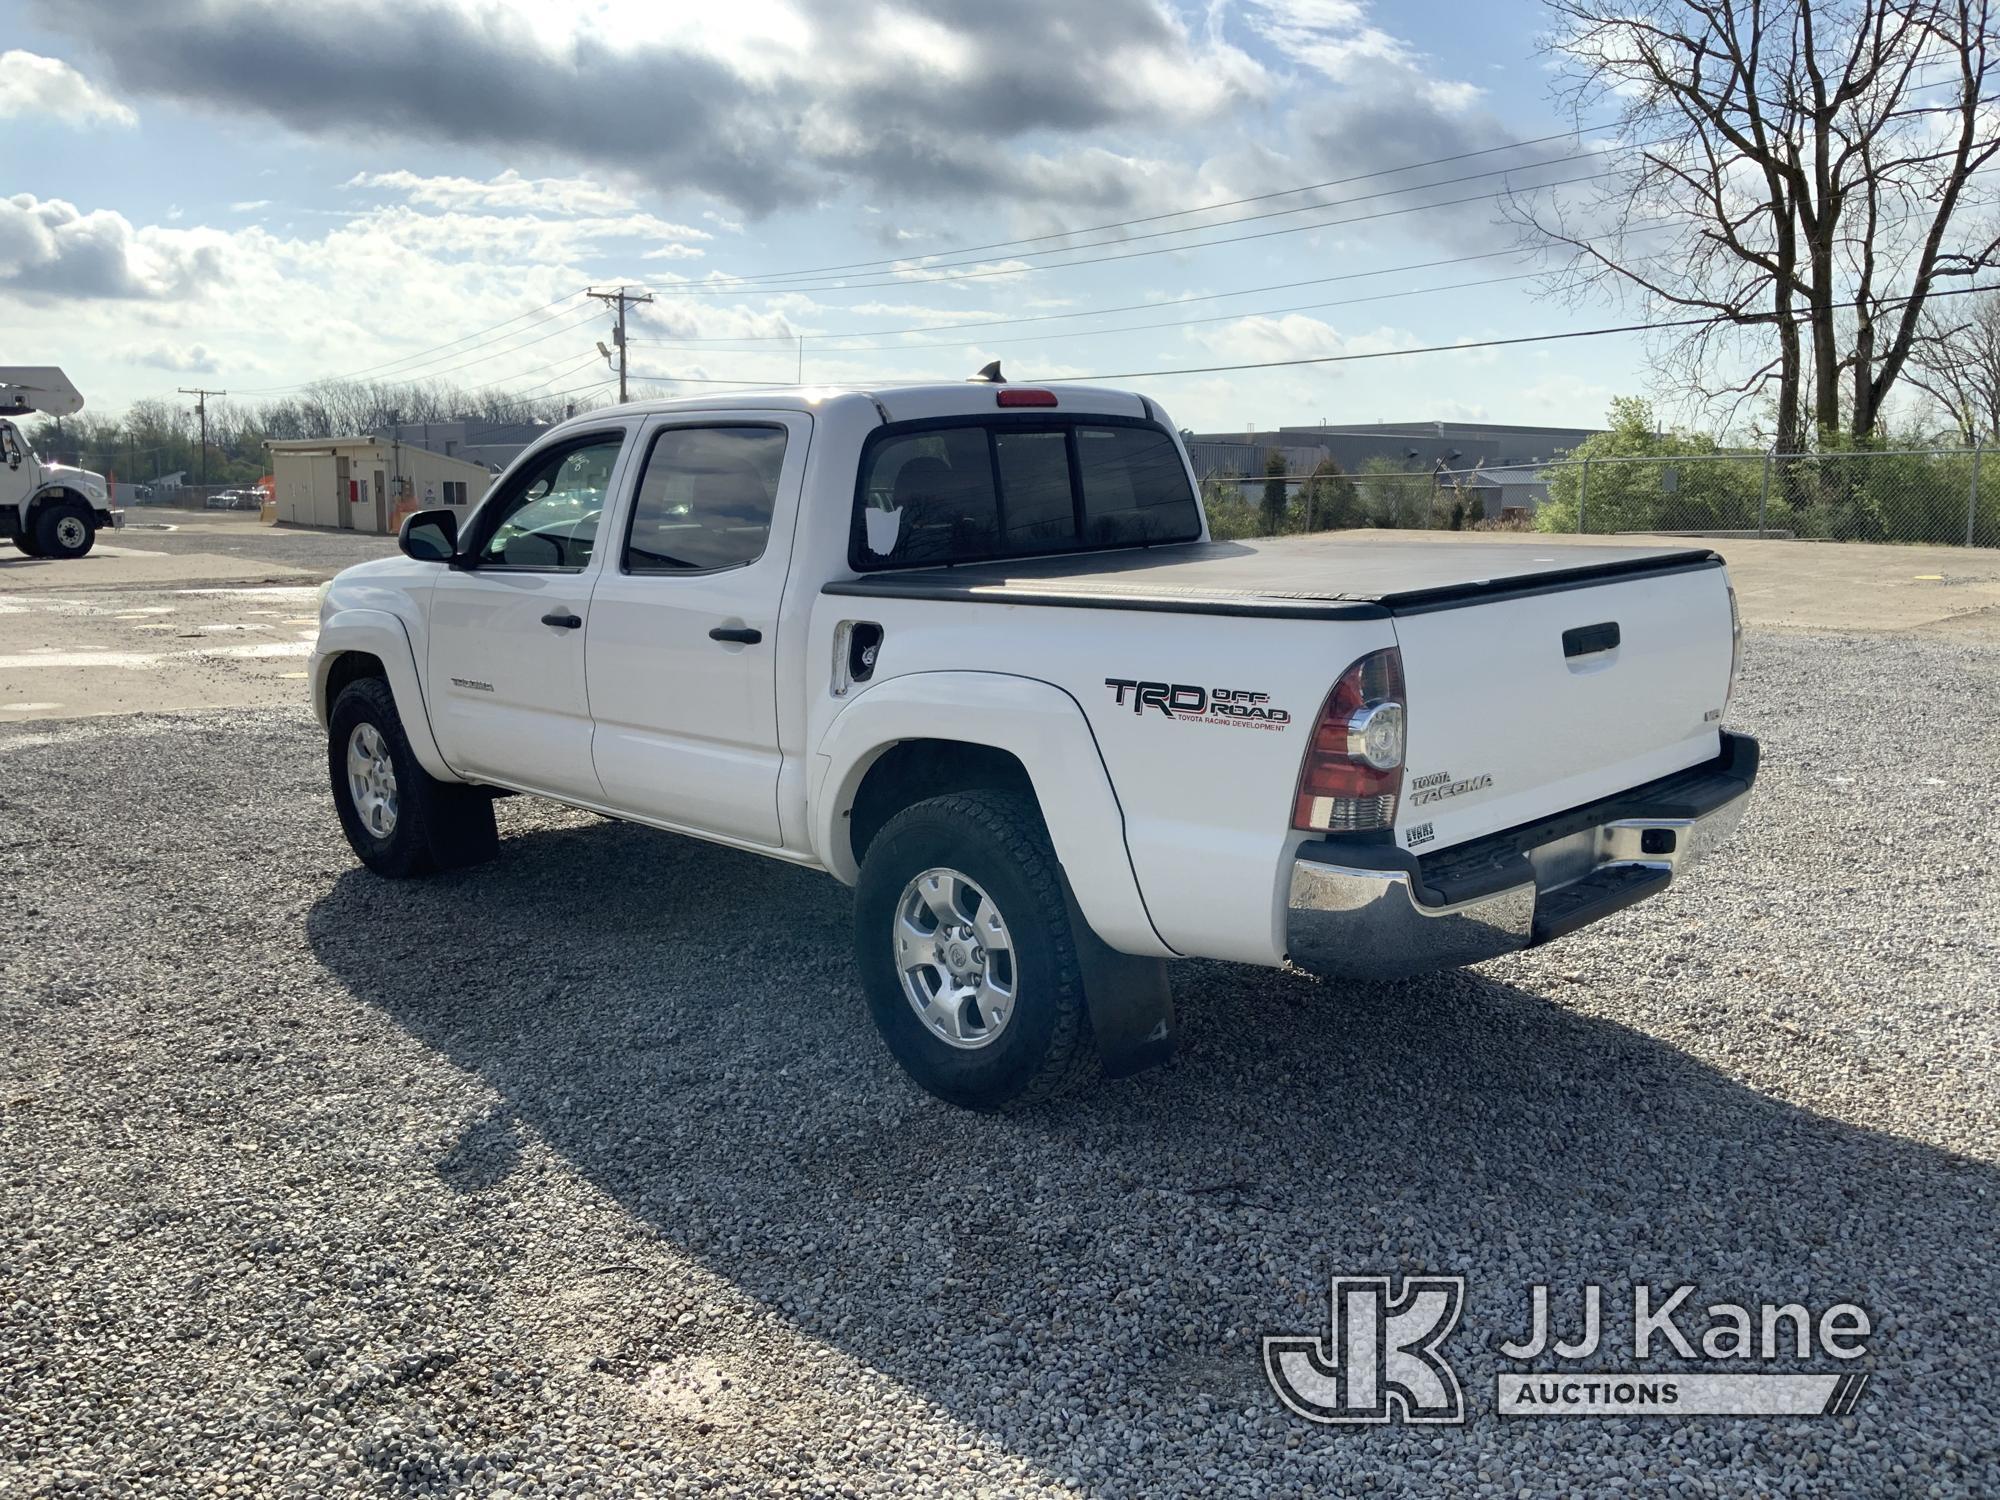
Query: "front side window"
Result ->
[[854, 418, 1199, 570], [624, 425, 787, 573], [474, 434, 623, 571]]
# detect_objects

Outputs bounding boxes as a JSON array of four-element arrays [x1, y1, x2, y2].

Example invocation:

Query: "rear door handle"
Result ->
[[541, 611, 583, 629], [709, 625, 763, 645]]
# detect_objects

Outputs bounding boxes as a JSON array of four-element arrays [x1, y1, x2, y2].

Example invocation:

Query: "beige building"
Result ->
[[266, 437, 494, 535]]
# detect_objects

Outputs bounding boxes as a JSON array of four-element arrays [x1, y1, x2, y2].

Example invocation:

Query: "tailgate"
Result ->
[[1389, 559, 1736, 853]]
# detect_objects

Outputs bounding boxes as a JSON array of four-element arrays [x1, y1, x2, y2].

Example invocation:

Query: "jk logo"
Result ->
[[1263, 1274, 1467, 1425]]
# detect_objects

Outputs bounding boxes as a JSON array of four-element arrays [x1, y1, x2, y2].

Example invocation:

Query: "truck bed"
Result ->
[[823, 535, 1721, 618]]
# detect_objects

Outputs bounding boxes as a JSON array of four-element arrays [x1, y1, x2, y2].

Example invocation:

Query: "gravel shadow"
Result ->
[[304, 808, 2000, 1493]]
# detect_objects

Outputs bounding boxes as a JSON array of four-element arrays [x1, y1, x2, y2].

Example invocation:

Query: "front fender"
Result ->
[[811, 671, 1171, 959], [312, 608, 459, 783]]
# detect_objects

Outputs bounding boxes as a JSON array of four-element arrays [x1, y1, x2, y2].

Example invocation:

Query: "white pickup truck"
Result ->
[[312, 377, 1755, 1109]]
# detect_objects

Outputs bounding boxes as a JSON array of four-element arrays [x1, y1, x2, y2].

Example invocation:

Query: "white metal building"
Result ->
[[266, 437, 494, 535]]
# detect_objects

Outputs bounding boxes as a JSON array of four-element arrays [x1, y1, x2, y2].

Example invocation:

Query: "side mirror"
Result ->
[[6, 455, 18, 471], [399, 507, 458, 562]]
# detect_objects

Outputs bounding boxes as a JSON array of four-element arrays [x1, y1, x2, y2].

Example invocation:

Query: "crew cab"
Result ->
[[311, 379, 1755, 1109]]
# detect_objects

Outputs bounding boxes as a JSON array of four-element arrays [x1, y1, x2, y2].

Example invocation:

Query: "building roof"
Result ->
[[264, 436, 495, 478]]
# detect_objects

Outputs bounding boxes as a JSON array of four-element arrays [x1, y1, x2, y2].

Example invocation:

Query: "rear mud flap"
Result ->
[[1062, 886, 1175, 1079]]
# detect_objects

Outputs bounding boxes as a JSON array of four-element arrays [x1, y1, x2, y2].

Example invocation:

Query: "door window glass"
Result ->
[[476, 435, 623, 571], [624, 425, 788, 572]]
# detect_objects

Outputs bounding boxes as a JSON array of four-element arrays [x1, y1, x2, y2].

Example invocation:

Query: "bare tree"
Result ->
[[1905, 286, 2000, 436], [1514, 0, 2000, 447]]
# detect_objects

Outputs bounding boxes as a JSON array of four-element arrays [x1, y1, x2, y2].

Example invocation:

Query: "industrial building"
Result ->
[[1184, 420, 1602, 516], [266, 436, 493, 535], [365, 419, 552, 472]]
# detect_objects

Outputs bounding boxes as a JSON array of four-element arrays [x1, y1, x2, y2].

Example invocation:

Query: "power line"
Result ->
[[632, 74, 1992, 296], [629, 246, 1539, 347], [1053, 281, 2000, 383], [642, 164, 1627, 299], [660, 140, 1623, 295], [232, 289, 588, 393]]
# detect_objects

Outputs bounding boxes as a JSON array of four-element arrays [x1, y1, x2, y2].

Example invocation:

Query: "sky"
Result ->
[[2, 0, 1667, 435]]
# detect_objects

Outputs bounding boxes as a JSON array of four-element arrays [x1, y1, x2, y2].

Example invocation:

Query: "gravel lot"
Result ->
[[2, 628, 1996, 1498]]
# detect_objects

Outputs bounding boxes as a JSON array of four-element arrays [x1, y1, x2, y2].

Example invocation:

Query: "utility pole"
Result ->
[[179, 387, 226, 488], [586, 286, 653, 403]]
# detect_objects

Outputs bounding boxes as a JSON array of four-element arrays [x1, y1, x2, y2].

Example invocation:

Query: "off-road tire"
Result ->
[[329, 676, 498, 878], [35, 504, 95, 560], [854, 790, 1097, 1110]]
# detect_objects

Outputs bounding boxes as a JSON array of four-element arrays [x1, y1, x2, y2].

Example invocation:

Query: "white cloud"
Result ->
[[1188, 313, 1418, 366], [0, 50, 135, 127], [0, 194, 222, 300], [230, 200, 272, 213], [41, 0, 1264, 215], [345, 168, 672, 220], [129, 341, 220, 374]]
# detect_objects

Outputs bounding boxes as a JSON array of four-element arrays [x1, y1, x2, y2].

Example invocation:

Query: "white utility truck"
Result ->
[[311, 376, 1755, 1109], [1, 368, 121, 560]]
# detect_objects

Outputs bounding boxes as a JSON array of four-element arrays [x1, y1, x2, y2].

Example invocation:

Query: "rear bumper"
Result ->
[[1287, 732, 1758, 980]]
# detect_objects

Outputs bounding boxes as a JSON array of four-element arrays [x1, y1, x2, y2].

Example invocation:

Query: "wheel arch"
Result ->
[[812, 672, 1172, 959], [313, 608, 461, 783], [27, 485, 93, 518]]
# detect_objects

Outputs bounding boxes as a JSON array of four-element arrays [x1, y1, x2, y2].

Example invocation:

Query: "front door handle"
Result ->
[[709, 625, 762, 645], [541, 611, 583, 629]]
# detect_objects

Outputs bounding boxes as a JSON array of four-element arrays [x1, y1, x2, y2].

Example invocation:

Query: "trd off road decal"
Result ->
[[1104, 679, 1291, 731]]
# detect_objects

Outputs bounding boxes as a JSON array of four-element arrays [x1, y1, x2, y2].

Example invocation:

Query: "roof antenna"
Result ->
[[969, 360, 1005, 383]]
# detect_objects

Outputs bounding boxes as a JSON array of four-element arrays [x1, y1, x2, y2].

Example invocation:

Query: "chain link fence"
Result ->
[[1199, 446, 2000, 548]]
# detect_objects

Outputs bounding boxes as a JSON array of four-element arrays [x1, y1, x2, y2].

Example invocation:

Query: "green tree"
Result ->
[[1355, 457, 1433, 528], [1297, 456, 1360, 531], [1260, 447, 1287, 534], [1536, 397, 1765, 534]]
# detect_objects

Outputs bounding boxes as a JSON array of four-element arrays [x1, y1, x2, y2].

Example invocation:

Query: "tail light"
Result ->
[[1292, 647, 1406, 833]]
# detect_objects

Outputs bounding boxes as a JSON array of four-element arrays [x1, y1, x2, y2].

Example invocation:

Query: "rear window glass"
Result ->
[[854, 419, 1199, 569]]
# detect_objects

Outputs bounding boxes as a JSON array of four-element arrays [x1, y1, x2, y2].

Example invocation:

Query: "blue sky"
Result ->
[[3, 0, 1662, 433]]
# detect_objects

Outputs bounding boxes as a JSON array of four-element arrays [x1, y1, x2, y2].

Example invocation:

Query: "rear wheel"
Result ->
[[854, 790, 1096, 1110], [328, 676, 497, 877], [35, 504, 95, 560]]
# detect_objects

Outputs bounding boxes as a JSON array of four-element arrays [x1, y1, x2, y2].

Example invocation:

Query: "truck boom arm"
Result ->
[[0, 368, 85, 418]]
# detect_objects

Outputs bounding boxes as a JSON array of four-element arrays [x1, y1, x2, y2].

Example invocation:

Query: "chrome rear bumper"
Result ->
[[1287, 734, 1757, 981]]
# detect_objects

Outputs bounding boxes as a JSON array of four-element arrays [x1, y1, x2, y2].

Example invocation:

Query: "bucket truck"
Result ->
[[2, 368, 121, 560]]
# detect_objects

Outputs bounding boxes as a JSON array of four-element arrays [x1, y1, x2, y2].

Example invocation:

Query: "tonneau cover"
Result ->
[[824, 534, 1721, 618]]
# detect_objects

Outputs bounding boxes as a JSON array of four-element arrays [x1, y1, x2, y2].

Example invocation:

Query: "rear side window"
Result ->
[[624, 424, 787, 573], [854, 418, 1199, 570]]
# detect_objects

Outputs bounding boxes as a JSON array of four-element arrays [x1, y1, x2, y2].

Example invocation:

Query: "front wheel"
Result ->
[[35, 505, 95, 560], [13, 527, 44, 557], [328, 676, 497, 878], [854, 790, 1096, 1110]]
